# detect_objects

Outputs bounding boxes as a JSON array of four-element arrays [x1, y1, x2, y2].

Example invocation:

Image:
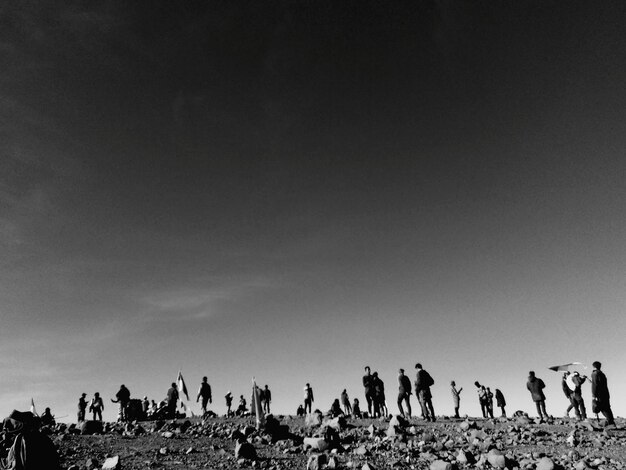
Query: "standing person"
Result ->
[[450, 381, 462, 418], [569, 372, 587, 420], [341, 389, 352, 415], [237, 395, 247, 415], [362, 366, 374, 417], [398, 369, 412, 418], [591, 361, 615, 426], [114, 384, 131, 422], [562, 372, 576, 418], [495, 389, 506, 417], [415, 363, 436, 422], [225, 391, 233, 417], [486, 387, 495, 418], [526, 371, 548, 420], [89, 392, 104, 421], [167, 383, 179, 419], [262, 385, 272, 414], [142, 396, 150, 416], [196, 376, 212, 415], [303, 383, 314, 414], [474, 382, 487, 418], [372, 372, 386, 417], [77, 393, 88, 422]]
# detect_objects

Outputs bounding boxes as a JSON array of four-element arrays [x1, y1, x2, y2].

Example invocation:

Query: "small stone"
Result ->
[[430, 460, 453, 470], [487, 449, 506, 469], [575, 460, 590, 470], [161, 431, 174, 439], [85, 458, 98, 470], [307, 454, 327, 470], [303, 437, 328, 451], [355, 445, 369, 456], [102, 456, 120, 470], [235, 441, 257, 460], [362, 463, 377, 470], [159, 447, 168, 455], [537, 457, 555, 470]]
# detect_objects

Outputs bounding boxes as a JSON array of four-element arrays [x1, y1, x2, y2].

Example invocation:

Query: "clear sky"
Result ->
[[2, 1, 626, 422]]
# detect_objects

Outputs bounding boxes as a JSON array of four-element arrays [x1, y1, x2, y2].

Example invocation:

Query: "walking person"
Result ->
[[196, 376, 212, 415], [303, 383, 314, 414], [450, 381, 462, 418], [225, 391, 233, 417], [562, 372, 575, 418], [362, 366, 374, 417], [397, 369, 412, 418], [526, 371, 548, 420], [415, 363, 436, 422], [591, 361, 615, 426], [569, 372, 587, 420]]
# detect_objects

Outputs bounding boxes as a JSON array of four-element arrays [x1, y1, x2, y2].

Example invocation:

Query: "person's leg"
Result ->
[[366, 393, 373, 416], [404, 396, 412, 417], [540, 400, 548, 419], [577, 398, 586, 420], [500, 406, 506, 417], [535, 401, 542, 418], [426, 399, 435, 421], [397, 394, 405, 417]]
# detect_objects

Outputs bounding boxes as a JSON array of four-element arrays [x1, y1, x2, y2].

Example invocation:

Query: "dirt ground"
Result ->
[[50, 415, 626, 470]]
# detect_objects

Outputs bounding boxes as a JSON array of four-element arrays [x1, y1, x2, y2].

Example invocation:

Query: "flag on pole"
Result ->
[[252, 377, 265, 430], [30, 398, 38, 416], [177, 370, 189, 401], [548, 362, 585, 372]]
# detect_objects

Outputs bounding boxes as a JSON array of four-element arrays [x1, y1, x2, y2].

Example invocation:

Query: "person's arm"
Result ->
[[209, 385, 212, 403], [459, 387, 463, 394], [197, 386, 202, 402]]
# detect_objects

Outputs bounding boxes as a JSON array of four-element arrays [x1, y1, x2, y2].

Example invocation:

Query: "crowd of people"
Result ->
[[29, 360, 619, 428]]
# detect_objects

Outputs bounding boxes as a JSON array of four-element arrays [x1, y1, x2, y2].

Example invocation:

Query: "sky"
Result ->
[[2, 0, 626, 422]]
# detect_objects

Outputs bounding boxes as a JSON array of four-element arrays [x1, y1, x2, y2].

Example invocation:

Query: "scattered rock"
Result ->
[[235, 441, 257, 460], [307, 454, 327, 470], [102, 456, 120, 470]]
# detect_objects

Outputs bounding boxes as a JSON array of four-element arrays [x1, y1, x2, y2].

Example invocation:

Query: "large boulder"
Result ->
[[303, 437, 329, 451], [101, 456, 120, 470], [235, 441, 257, 460], [305, 412, 323, 427], [79, 421, 103, 435]]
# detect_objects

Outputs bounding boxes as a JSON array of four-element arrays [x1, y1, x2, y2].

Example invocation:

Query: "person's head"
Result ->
[[495, 388, 501, 394], [474, 381, 480, 387], [95, 392, 100, 397], [563, 372, 569, 378], [373, 371, 378, 377], [415, 363, 422, 370], [121, 384, 125, 388], [202, 376, 208, 382], [528, 371, 535, 377], [364, 366, 370, 373], [45, 407, 50, 413], [172, 382, 177, 388], [481, 386, 486, 390], [592, 361, 601, 370], [306, 383, 310, 387], [144, 396, 148, 400], [81, 393, 86, 397], [573, 371, 580, 376], [451, 380, 456, 386], [354, 398, 359, 403], [487, 387, 491, 391], [265, 385, 269, 389], [399, 368, 404, 374]]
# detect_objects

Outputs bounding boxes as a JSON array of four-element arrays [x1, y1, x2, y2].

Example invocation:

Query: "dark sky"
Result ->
[[2, 1, 626, 419]]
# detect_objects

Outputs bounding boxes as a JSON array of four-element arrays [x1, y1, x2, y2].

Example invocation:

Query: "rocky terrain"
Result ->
[[36, 413, 626, 469]]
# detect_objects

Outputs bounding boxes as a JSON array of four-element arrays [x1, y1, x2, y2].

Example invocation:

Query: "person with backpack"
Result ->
[[166, 383, 179, 419], [196, 376, 212, 415], [113, 384, 131, 422], [398, 369, 412, 418], [415, 363, 436, 422], [1, 410, 60, 470], [591, 361, 615, 426]]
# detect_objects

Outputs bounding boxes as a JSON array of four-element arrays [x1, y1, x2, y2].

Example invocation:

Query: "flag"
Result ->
[[548, 362, 585, 372], [30, 398, 38, 416], [252, 377, 265, 430], [177, 371, 189, 401]]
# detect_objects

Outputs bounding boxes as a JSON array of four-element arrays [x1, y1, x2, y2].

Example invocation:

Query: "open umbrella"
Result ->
[[548, 362, 586, 372]]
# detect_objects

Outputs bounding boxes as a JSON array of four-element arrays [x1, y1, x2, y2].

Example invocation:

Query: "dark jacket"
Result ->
[[116, 386, 131, 404], [363, 374, 373, 394], [526, 376, 546, 402], [398, 374, 412, 395], [571, 375, 586, 398], [591, 369, 609, 400], [415, 369, 434, 392], [495, 389, 506, 407]]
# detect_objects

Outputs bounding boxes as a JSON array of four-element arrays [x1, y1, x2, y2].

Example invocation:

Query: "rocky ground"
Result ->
[[42, 413, 626, 470]]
